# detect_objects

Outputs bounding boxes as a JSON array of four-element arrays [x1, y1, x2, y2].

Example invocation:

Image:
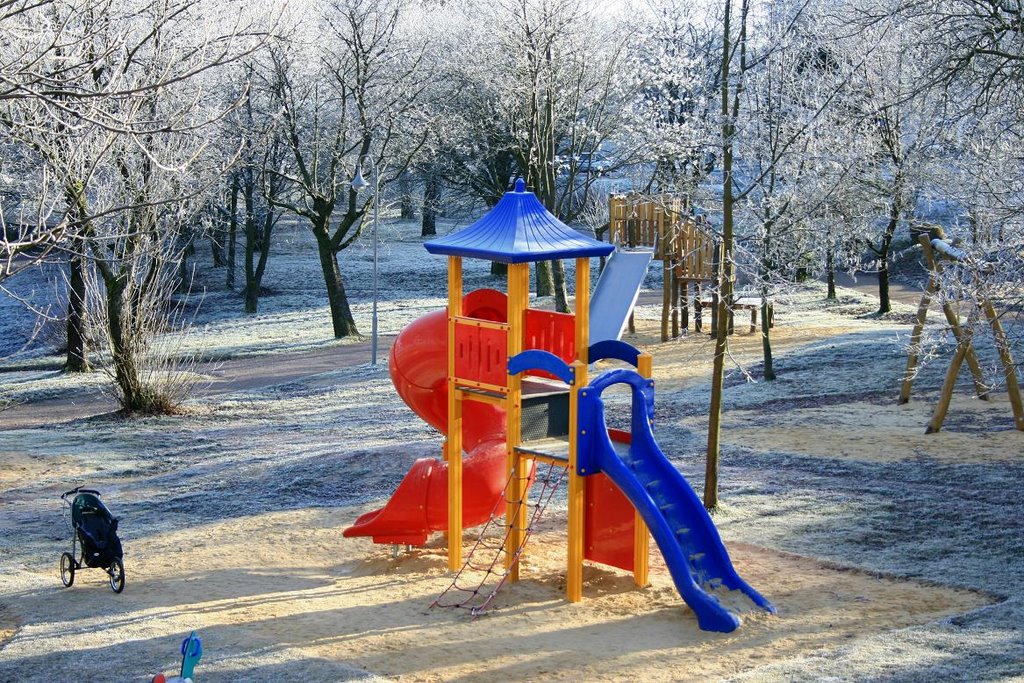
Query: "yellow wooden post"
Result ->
[[633, 351, 653, 588], [917, 238, 990, 400], [927, 338, 969, 434], [446, 256, 463, 571], [900, 237, 941, 404], [980, 297, 1024, 431], [567, 258, 591, 602], [505, 262, 528, 580]]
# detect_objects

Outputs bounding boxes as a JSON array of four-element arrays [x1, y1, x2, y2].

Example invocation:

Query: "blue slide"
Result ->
[[577, 368, 775, 632]]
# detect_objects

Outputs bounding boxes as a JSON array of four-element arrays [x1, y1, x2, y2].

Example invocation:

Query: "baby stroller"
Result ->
[[60, 487, 125, 593]]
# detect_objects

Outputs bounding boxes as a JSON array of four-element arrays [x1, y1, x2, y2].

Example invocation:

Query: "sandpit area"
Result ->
[[0, 508, 991, 681]]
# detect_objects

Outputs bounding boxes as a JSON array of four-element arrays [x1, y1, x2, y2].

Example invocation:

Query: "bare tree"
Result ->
[[433, 0, 634, 309], [703, 0, 852, 508], [2, 0, 273, 410], [267, 0, 428, 338]]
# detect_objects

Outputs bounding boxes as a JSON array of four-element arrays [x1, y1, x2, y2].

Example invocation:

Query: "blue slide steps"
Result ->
[[577, 369, 775, 633]]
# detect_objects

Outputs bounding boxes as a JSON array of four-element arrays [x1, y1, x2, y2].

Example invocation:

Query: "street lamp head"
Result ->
[[351, 162, 369, 192]]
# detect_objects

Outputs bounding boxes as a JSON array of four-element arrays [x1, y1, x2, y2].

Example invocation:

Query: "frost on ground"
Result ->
[[0, 218, 1023, 681]]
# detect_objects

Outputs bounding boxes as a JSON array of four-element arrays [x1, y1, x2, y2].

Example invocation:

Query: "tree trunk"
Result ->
[[242, 180, 264, 314], [706, 0, 741, 511], [65, 251, 89, 372], [314, 227, 359, 338], [878, 260, 891, 314], [759, 223, 775, 379], [210, 225, 225, 267], [104, 276, 142, 411], [706, 286, 729, 511], [400, 171, 416, 220], [877, 211, 898, 315], [245, 210, 274, 314], [177, 248, 189, 294], [535, 259, 554, 297], [826, 248, 836, 299], [421, 172, 438, 237], [226, 178, 239, 291], [760, 286, 775, 381], [552, 260, 569, 312]]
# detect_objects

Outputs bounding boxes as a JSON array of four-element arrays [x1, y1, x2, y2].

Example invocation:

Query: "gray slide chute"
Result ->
[[588, 249, 652, 344]]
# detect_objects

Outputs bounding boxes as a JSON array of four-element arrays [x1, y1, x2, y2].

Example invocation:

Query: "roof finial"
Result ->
[[514, 177, 526, 192]]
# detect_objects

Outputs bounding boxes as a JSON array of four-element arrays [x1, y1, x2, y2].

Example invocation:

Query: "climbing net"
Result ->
[[432, 459, 567, 616]]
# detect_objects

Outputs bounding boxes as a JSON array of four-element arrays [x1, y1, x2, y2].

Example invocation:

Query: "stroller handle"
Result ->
[[61, 487, 101, 500]]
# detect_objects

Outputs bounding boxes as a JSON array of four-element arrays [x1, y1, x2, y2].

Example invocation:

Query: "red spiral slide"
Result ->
[[343, 289, 510, 545]]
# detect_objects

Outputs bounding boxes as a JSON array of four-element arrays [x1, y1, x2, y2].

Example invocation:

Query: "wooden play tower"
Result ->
[[424, 178, 652, 603], [608, 195, 722, 341]]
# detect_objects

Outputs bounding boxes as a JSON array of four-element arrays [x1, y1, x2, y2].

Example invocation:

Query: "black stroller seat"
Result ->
[[60, 488, 125, 592]]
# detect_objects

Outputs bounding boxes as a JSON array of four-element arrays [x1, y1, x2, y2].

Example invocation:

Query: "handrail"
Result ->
[[577, 368, 655, 477], [507, 349, 575, 385], [585, 367, 654, 396], [588, 339, 642, 367]]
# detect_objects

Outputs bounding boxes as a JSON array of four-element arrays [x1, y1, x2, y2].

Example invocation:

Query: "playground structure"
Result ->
[[345, 179, 773, 632], [900, 232, 1024, 433], [609, 195, 716, 340]]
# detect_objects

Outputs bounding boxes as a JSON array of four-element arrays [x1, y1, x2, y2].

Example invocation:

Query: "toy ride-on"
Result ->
[[59, 486, 125, 593]]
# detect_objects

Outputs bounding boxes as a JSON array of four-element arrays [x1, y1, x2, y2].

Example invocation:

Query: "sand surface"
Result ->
[[0, 507, 990, 682]]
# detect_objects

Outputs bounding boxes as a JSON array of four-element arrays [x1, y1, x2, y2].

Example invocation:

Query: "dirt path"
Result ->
[[828, 270, 923, 307], [0, 336, 396, 430]]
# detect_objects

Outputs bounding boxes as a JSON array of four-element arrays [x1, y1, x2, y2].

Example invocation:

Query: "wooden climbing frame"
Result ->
[[900, 234, 1024, 433], [609, 195, 723, 341]]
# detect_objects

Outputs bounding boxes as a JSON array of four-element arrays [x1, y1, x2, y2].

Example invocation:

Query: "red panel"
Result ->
[[524, 309, 576, 380], [454, 321, 508, 388], [584, 472, 636, 572], [463, 288, 507, 322]]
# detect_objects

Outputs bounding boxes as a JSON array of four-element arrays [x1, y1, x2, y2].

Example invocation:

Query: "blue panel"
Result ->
[[508, 349, 575, 384], [577, 368, 775, 633], [424, 178, 614, 264]]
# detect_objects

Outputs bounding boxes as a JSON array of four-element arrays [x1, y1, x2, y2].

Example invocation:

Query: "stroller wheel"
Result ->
[[60, 552, 75, 588], [108, 557, 125, 593]]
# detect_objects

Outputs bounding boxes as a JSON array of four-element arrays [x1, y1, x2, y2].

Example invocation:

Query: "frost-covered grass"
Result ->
[[2, 214, 1024, 680], [1, 217, 591, 367]]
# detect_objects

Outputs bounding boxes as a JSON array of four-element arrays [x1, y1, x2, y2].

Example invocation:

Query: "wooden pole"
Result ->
[[927, 339, 968, 434], [903, 237, 990, 403], [681, 280, 690, 333], [567, 258, 591, 602], [446, 256, 464, 571], [633, 352, 653, 588], [505, 262, 529, 581], [694, 282, 703, 333], [661, 237, 671, 343], [899, 271, 938, 403], [980, 297, 1024, 431], [915, 237, 990, 400], [671, 274, 680, 339]]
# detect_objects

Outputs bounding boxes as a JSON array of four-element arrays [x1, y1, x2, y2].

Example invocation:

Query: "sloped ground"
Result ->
[[0, 220, 1022, 681]]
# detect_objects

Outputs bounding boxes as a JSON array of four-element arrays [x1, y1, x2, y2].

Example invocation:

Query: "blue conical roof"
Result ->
[[424, 178, 613, 264]]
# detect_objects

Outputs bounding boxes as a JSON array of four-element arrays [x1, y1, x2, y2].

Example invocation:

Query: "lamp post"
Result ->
[[351, 156, 380, 365]]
